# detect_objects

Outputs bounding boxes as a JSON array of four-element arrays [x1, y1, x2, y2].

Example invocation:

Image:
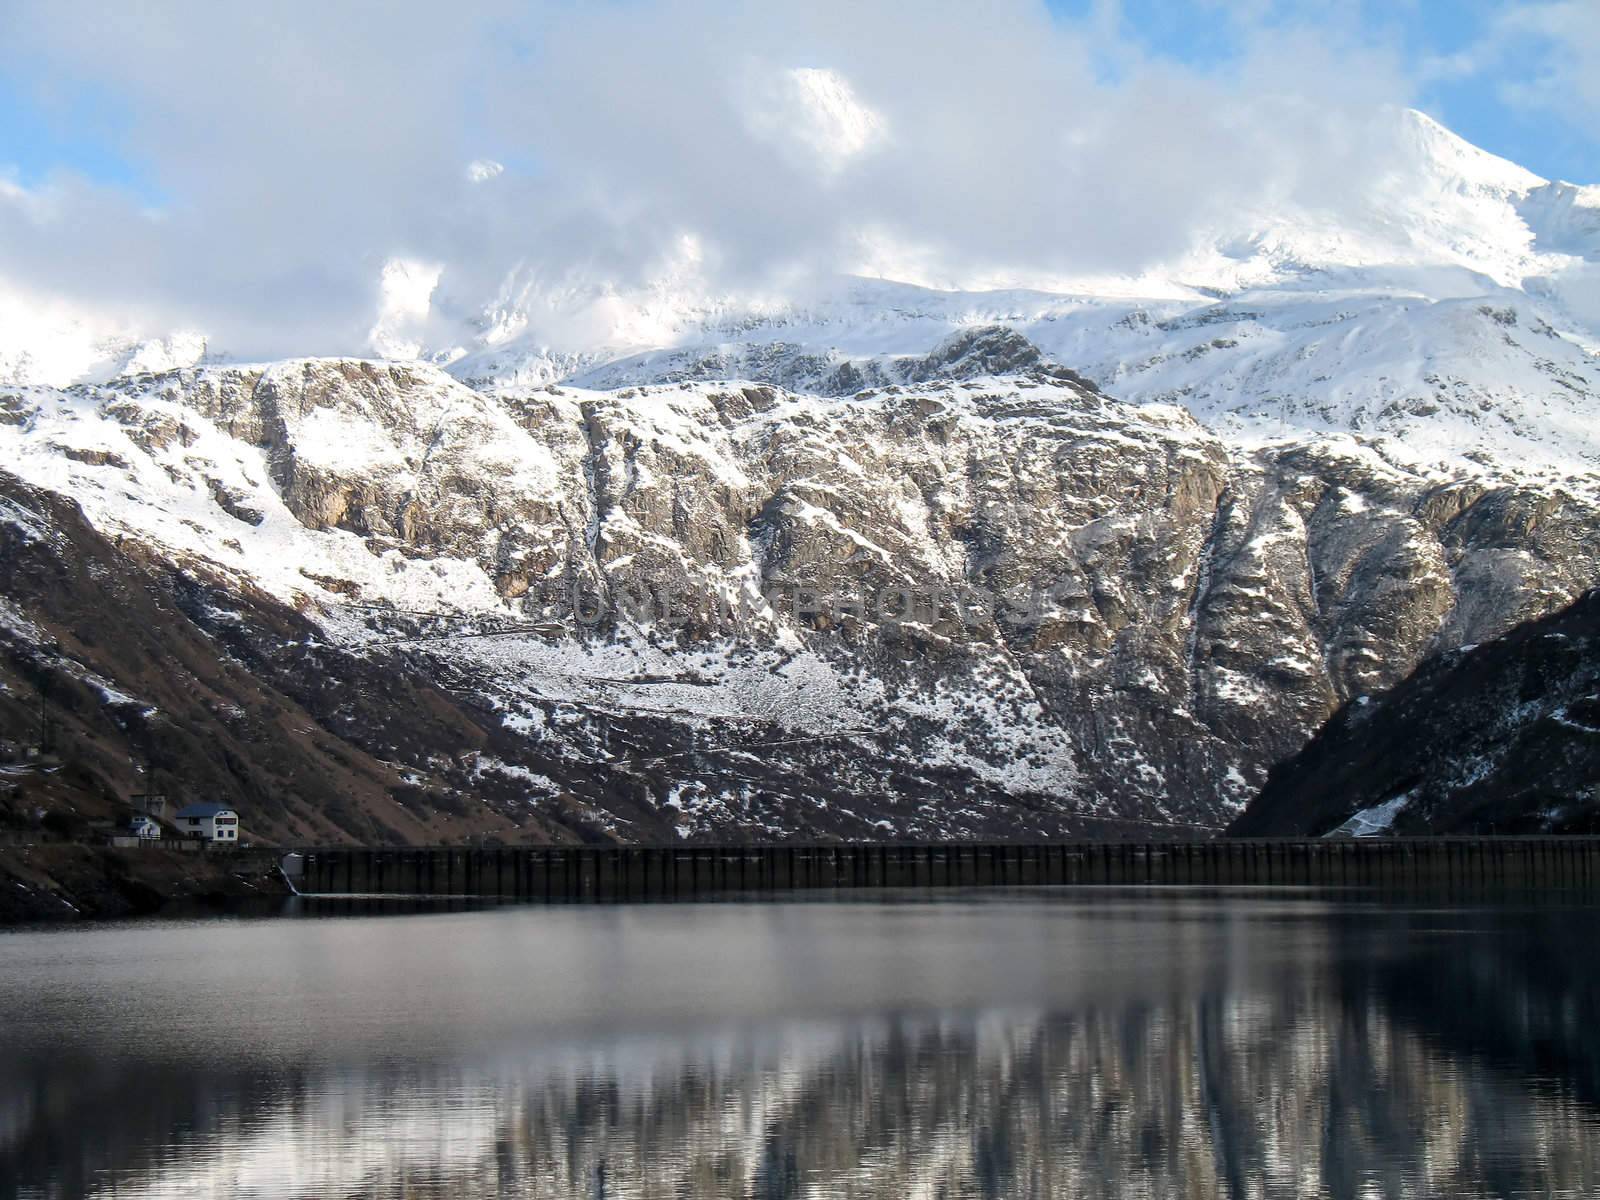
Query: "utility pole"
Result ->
[[141, 736, 157, 798], [35, 677, 54, 755]]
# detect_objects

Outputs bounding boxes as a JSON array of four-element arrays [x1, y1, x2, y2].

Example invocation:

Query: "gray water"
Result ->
[[1, 888, 1597, 1199]]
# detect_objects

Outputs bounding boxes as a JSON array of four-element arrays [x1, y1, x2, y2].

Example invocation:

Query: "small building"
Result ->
[[132, 793, 169, 821], [174, 802, 241, 844], [128, 814, 162, 841]]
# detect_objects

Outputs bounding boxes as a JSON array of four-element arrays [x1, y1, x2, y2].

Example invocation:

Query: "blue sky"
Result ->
[[0, 74, 164, 200], [1043, 0, 1598, 184]]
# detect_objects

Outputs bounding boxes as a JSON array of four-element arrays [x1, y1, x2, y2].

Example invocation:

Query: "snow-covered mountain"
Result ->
[[4, 335, 1597, 842], [1, 110, 1597, 844], [7, 111, 1599, 490], [441, 110, 1600, 486]]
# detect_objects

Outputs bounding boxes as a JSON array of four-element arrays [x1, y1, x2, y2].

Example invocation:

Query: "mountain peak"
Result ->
[[1398, 107, 1546, 196]]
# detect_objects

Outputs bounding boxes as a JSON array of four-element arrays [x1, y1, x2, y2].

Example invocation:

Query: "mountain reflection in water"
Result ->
[[2, 890, 1598, 1199]]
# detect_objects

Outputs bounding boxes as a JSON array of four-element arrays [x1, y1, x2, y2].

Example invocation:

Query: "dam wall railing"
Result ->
[[289, 838, 1600, 900]]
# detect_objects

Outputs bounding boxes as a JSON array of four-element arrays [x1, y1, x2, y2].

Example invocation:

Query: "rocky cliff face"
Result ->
[[2, 330, 1598, 842], [1231, 588, 1600, 837]]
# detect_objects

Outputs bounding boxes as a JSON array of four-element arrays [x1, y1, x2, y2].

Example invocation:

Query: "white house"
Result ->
[[174, 802, 240, 843], [128, 814, 162, 841]]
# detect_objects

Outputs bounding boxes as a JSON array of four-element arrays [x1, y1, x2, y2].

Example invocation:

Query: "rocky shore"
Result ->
[[0, 844, 292, 924]]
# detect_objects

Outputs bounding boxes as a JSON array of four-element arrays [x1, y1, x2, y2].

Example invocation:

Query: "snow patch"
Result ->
[[1328, 792, 1413, 838]]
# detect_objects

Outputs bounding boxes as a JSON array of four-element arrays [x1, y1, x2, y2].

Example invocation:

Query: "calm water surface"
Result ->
[[2, 888, 1598, 1199]]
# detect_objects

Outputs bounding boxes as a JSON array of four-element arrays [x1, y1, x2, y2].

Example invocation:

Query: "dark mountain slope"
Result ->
[[0, 472, 533, 845], [1230, 590, 1600, 836]]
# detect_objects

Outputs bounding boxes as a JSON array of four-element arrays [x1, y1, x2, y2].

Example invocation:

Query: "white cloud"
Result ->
[[0, 279, 128, 385], [121, 329, 208, 376], [1494, 3, 1600, 136], [742, 66, 886, 175], [368, 258, 443, 360], [0, 0, 1475, 365]]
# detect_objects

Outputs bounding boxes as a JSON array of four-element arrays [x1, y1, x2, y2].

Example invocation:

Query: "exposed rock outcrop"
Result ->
[[2, 334, 1598, 839], [1230, 589, 1600, 837]]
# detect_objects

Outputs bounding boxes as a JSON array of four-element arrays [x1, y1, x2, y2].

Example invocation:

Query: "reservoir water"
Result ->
[[2, 888, 1597, 1198]]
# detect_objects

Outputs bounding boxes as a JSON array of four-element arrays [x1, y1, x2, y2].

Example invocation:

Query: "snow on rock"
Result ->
[[2, 331, 1597, 834], [434, 111, 1600, 492], [1327, 793, 1412, 838]]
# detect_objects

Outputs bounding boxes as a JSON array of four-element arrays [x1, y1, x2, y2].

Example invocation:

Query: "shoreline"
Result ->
[[0, 844, 293, 924]]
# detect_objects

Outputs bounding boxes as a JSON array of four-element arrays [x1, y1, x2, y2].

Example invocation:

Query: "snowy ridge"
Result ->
[[4, 111, 1597, 490], [437, 111, 1600, 486]]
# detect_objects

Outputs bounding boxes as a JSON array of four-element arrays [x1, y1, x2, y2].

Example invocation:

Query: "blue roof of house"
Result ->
[[175, 803, 236, 818]]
